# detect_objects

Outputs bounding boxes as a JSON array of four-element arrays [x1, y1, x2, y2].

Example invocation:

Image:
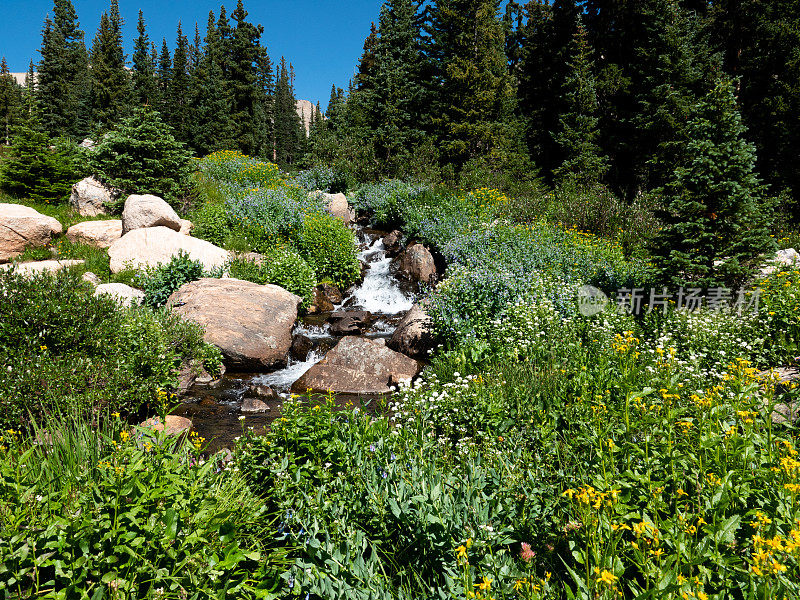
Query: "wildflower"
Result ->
[[456, 544, 468, 563], [593, 568, 618, 586], [520, 542, 535, 562], [474, 577, 492, 591]]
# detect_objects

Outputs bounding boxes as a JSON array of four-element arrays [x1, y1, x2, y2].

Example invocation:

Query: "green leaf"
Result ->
[[714, 514, 741, 545], [219, 521, 236, 543], [163, 508, 179, 540]]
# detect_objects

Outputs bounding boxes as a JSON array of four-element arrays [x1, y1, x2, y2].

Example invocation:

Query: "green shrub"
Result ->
[[89, 107, 194, 208], [299, 213, 361, 289], [197, 150, 286, 189], [756, 267, 800, 362], [0, 269, 221, 429], [0, 121, 83, 203], [352, 179, 426, 229], [192, 194, 231, 246], [294, 165, 350, 194], [0, 416, 283, 598], [235, 395, 520, 599], [138, 251, 206, 308], [229, 246, 316, 308]]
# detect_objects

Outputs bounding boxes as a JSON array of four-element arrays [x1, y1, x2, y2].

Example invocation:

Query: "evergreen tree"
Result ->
[[188, 11, 235, 155], [23, 61, 38, 118], [633, 1, 717, 192], [37, 0, 90, 138], [517, 0, 581, 179], [132, 10, 158, 107], [0, 113, 76, 203], [584, 0, 716, 198], [710, 0, 800, 220], [356, 22, 379, 91], [229, 0, 271, 157], [363, 0, 431, 171], [651, 79, 775, 288], [156, 39, 172, 118], [89, 1, 130, 129], [553, 22, 608, 184], [428, 0, 517, 168], [324, 84, 345, 133], [190, 25, 203, 71], [167, 23, 191, 142], [0, 58, 22, 146], [255, 49, 275, 157], [273, 57, 304, 166], [89, 107, 193, 204]]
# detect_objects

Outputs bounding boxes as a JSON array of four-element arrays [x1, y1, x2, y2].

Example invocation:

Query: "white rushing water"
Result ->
[[343, 238, 414, 314], [255, 349, 324, 392], [253, 231, 413, 392]]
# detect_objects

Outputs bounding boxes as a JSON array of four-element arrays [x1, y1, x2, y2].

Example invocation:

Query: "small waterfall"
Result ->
[[180, 226, 417, 452], [255, 349, 324, 392], [343, 237, 414, 315]]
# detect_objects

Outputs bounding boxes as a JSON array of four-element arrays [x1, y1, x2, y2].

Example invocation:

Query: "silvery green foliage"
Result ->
[[223, 183, 326, 249], [352, 180, 427, 228], [294, 165, 348, 194]]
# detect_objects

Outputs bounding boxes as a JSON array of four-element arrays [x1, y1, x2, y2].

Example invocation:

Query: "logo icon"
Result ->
[[577, 285, 609, 317]]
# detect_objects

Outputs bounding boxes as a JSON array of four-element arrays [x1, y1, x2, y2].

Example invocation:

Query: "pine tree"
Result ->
[[254, 48, 275, 157], [632, 1, 717, 192], [132, 10, 158, 107], [190, 25, 203, 71], [0, 58, 22, 145], [167, 23, 190, 142], [156, 39, 172, 118], [553, 22, 608, 184], [0, 112, 76, 203], [273, 57, 304, 166], [23, 61, 38, 118], [188, 10, 235, 155], [88, 106, 193, 204], [651, 79, 775, 288], [583, 0, 717, 198], [226, 0, 272, 157], [37, 0, 90, 138], [363, 0, 431, 171], [89, 1, 130, 129], [428, 0, 517, 168], [517, 0, 581, 179], [324, 84, 345, 133], [356, 23, 379, 91], [710, 0, 800, 221]]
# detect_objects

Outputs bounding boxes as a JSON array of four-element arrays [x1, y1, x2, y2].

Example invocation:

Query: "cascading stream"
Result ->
[[258, 226, 414, 392], [341, 235, 414, 315], [177, 226, 417, 452]]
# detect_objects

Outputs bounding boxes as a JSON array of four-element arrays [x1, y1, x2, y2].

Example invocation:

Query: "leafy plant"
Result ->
[[89, 107, 194, 208], [0, 414, 285, 598], [0, 269, 221, 428], [294, 165, 350, 194], [298, 212, 361, 289], [138, 251, 206, 308], [229, 247, 317, 308]]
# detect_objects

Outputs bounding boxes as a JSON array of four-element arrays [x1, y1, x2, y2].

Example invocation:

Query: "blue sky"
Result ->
[[0, 0, 384, 108]]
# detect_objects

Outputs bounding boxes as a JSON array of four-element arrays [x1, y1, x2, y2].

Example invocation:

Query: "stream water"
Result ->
[[174, 226, 415, 453]]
